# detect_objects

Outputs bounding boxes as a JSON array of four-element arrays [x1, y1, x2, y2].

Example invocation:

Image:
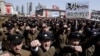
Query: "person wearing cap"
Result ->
[[31, 31, 56, 56], [1, 22, 17, 51], [16, 21, 25, 34], [80, 29, 100, 56], [58, 24, 70, 44], [25, 22, 39, 49], [84, 29, 100, 56], [81, 28, 97, 56], [0, 34, 32, 56], [0, 23, 8, 52], [54, 23, 70, 56], [59, 32, 83, 56], [60, 30, 100, 56], [0, 32, 3, 54], [41, 23, 51, 32]]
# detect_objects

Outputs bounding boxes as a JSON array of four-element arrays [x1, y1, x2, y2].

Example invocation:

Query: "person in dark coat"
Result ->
[[31, 31, 56, 56], [0, 34, 32, 56]]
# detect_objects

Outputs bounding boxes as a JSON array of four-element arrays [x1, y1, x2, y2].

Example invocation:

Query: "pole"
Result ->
[[75, 19, 78, 30]]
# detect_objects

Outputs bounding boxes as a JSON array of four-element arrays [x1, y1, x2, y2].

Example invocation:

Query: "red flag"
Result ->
[[6, 4, 11, 14]]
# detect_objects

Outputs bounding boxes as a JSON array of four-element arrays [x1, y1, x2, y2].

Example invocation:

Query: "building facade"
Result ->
[[0, 0, 6, 15], [36, 9, 66, 18], [5, 3, 17, 14], [0, 0, 17, 15]]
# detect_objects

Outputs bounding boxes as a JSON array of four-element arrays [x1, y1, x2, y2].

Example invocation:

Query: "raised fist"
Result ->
[[75, 46, 82, 52], [71, 45, 83, 52], [31, 40, 41, 48]]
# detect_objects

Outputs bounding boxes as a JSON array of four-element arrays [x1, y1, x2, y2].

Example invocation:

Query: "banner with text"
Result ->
[[66, 1, 89, 18], [51, 11, 59, 17], [91, 10, 100, 21]]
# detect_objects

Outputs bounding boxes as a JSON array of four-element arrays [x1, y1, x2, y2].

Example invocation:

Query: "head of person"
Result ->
[[53, 22, 59, 29], [6, 22, 15, 32], [68, 32, 82, 46], [17, 21, 25, 30], [55, 23, 60, 28], [2, 23, 7, 32], [8, 34, 24, 53], [38, 31, 53, 51], [42, 23, 51, 32], [62, 24, 69, 32], [89, 29, 100, 37], [91, 30, 100, 45], [96, 23, 100, 29], [63, 24, 68, 29], [42, 23, 47, 28], [29, 22, 37, 34]]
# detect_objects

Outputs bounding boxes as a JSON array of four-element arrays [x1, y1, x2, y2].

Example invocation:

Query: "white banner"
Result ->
[[51, 11, 59, 17], [66, 1, 89, 18], [91, 10, 100, 21]]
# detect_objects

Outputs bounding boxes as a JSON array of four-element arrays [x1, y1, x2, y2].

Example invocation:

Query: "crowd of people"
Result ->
[[0, 16, 100, 56]]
